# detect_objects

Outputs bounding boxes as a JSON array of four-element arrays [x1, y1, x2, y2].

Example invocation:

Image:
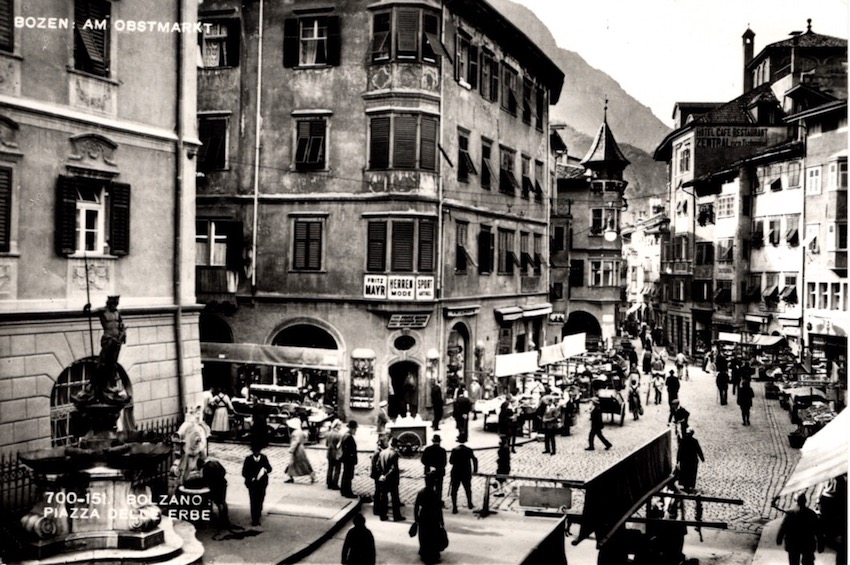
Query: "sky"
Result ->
[[513, 0, 849, 127]]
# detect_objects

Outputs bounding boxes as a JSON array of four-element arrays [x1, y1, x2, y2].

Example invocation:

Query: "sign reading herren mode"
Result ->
[[363, 275, 434, 301]]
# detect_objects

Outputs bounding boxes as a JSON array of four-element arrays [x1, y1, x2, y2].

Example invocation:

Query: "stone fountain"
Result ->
[[13, 297, 203, 564]]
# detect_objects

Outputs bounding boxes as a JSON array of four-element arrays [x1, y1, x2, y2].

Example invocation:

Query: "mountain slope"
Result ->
[[486, 0, 671, 220]]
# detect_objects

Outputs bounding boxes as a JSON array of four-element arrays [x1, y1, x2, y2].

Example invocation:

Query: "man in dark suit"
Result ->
[[453, 387, 472, 439], [421, 434, 447, 505], [431, 380, 443, 430], [449, 434, 478, 514], [340, 420, 359, 499], [377, 437, 404, 521], [585, 398, 612, 451], [777, 493, 823, 565], [241, 443, 272, 528]]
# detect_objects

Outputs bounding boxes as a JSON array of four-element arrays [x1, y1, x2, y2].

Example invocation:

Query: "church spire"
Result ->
[[580, 102, 630, 178]]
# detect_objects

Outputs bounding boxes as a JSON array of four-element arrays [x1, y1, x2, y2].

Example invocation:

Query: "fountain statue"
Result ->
[[13, 297, 202, 563]]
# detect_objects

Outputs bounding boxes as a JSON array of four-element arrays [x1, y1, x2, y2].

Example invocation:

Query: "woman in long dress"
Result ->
[[209, 388, 234, 435], [285, 418, 316, 484], [414, 474, 446, 565]]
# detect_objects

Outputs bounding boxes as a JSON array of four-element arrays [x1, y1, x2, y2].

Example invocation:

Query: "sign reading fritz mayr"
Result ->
[[363, 275, 434, 301]]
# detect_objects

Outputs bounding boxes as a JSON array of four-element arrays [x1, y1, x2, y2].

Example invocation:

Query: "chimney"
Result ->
[[743, 27, 755, 92]]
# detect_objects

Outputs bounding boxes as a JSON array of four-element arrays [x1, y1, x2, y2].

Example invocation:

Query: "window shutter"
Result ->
[[0, 0, 12, 52], [394, 116, 417, 169], [391, 221, 414, 271], [419, 116, 437, 171], [225, 19, 240, 67], [295, 120, 310, 164], [225, 220, 243, 271], [326, 16, 341, 66], [477, 229, 490, 273], [396, 9, 418, 56], [109, 181, 131, 256], [418, 221, 434, 272], [55, 176, 79, 256], [569, 259, 584, 287], [75, 0, 109, 76], [308, 119, 326, 165], [307, 221, 322, 269], [283, 18, 299, 67], [367, 221, 386, 271], [294, 221, 308, 269], [0, 166, 10, 252], [369, 116, 390, 169], [294, 220, 322, 270], [468, 44, 479, 89]]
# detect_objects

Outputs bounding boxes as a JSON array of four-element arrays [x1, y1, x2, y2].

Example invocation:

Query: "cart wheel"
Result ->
[[396, 431, 422, 457]]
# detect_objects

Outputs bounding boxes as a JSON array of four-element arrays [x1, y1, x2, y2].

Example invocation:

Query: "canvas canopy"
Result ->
[[538, 333, 587, 365], [779, 408, 849, 495], [494, 350, 539, 377], [200, 342, 341, 370]]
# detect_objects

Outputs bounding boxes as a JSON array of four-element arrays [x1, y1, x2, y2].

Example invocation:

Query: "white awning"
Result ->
[[717, 331, 742, 343], [495, 306, 524, 322], [780, 409, 849, 495], [201, 342, 341, 370], [522, 303, 553, 318], [494, 350, 539, 377], [351, 348, 376, 359], [538, 333, 588, 366]]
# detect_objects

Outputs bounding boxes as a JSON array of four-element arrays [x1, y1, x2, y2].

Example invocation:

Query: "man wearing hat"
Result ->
[[777, 493, 824, 565], [340, 420, 359, 498], [468, 377, 482, 420], [586, 397, 612, 451], [448, 434, 478, 514], [421, 434, 447, 505], [325, 419, 343, 490], [376, 400, 390, 435], [430, 380, 444, 431], [676, 427, 704, 493]]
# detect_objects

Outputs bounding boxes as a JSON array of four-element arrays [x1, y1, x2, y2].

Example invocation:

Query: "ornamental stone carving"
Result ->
[[69, 134, 118, 168]]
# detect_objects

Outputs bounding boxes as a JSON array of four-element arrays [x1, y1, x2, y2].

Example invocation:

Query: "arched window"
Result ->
[[50, 358, 96, 446]]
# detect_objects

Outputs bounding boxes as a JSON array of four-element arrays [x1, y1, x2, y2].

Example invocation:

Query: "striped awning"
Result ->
[[780, 408, 848, 495]]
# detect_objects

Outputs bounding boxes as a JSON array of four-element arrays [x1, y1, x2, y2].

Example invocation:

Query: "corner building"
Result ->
[[196, 0, 564, 423], [0, 0, 203, 453]]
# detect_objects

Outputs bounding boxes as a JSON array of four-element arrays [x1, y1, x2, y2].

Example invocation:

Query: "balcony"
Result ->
[[196, 266, 237, 304], [827, 250, 848, 272]]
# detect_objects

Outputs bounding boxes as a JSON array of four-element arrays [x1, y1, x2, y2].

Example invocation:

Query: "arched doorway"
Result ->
[[199, 313, 234, 392], [446, 323, 470, 398], [51, 358, 133, 446], [564, 311, 602, 350], [271, 323, 340, 412], [388, 361, 420, 419]]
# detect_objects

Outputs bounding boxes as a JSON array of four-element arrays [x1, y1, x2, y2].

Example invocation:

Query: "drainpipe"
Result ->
[[250, 0, 265, 294], [173, 0, 187, 414], [435, 0, 446, 390]]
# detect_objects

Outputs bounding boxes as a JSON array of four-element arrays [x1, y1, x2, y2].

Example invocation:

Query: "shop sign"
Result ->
[[364, 275, 387, 299], [349, 397, 374, 409], [549, 312, 566, 324], [387, 313, 431, 329], [365, 275, 435, 301]]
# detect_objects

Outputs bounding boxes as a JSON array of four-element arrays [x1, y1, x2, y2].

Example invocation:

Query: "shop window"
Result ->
[[55, 176, 130, 257], [74, 0, 110, 77], [283, 15, 340, 67], [350, 354, 375, 410], [200, 19, 240, 68], [198, 114, 228, 172], [294, 117, 327, 171]]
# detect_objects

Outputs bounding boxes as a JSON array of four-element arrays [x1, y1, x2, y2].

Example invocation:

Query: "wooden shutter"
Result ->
[[0, 0, 12, 52], [294, 220, 322, 270], [468, 44, 479, 89], [0, 167, 10, 252], [307, 119, 326, 165], [477, 229, 490, 273], [55, 176, 79, 256], [393, 115, 417, 169], [396, 9, 418, 56], [418, 221, 434, 272], [109, 181, 131, 256], [367, 221, 386, 271], [326, 16, 341, 66], [369, 116, 390, 169], [225, 19, 240, 67], [75, 0, 109, 76], [283, 18, 299, 67], [295, 120, 310, 164], [224, 220, 243, 271], [391, 221, 414, 271], [419, 116, 437, 171]]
